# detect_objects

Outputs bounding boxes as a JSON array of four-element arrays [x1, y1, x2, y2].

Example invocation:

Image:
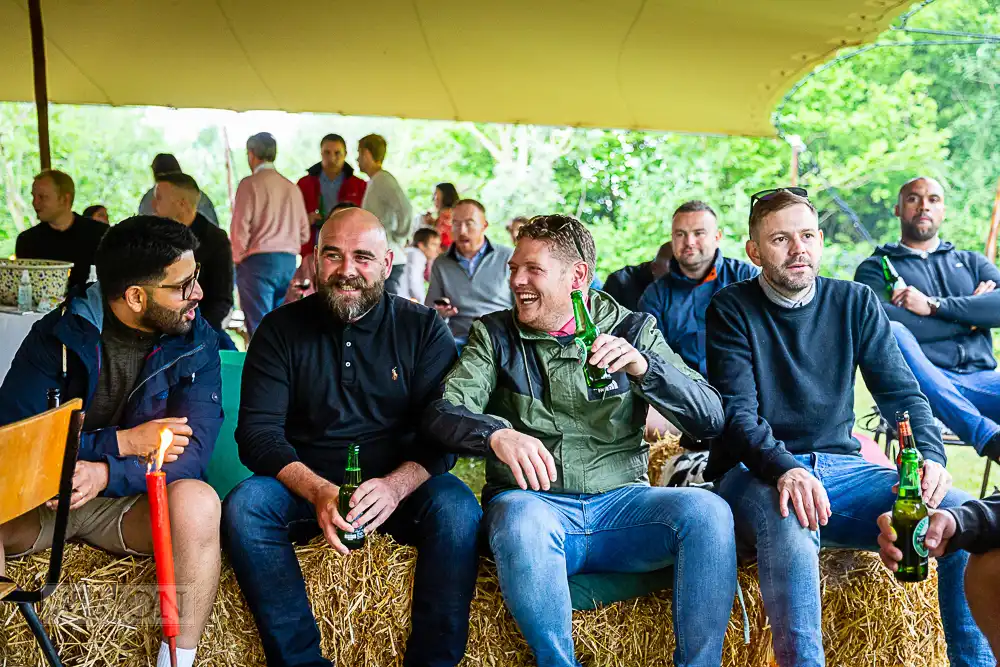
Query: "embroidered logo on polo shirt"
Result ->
[[392, 367, 398, 381]]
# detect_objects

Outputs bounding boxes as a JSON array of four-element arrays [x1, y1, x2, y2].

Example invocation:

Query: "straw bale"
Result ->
[[647, 436, 683, 487], [2, 535, 946, 667]]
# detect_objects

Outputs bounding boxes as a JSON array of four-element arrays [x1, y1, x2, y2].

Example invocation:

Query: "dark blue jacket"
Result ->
[[0, 284, 224, 497], [854, 242, 1000, 373], [639, 250, 759, 376]]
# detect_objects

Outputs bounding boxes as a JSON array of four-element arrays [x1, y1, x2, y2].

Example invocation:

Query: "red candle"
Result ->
[[146, 429, 179, 664]]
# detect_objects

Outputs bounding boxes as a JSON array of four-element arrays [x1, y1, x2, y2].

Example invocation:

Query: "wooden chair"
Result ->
[[0, 399, 84, 667]]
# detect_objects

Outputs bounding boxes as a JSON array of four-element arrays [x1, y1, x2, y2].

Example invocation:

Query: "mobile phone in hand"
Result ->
[[434, 298, 452, 307]]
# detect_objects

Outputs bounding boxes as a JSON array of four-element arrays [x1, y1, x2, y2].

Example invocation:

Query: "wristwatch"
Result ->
[[927, 297, 941, 315]]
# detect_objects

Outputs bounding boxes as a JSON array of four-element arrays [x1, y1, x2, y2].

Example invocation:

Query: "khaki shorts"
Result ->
[[11, 495, 150, 558]]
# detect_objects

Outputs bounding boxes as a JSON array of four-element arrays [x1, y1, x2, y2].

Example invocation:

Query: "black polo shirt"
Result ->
[[236, 292, 458, 485]]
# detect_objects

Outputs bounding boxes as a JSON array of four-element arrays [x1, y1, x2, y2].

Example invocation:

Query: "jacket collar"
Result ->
[[58, 282, 207, 354], [306, 161, 356, 181], [513, 290, 622, 353], [876, 240, 955, 258], [668, 248, 724, 285]]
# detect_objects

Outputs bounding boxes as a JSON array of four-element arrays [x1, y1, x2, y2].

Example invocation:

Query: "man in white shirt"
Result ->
[[358, 134, 414, 294]]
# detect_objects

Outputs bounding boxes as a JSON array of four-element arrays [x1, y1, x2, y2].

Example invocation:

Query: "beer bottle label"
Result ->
[[913, 516, 929, 558]]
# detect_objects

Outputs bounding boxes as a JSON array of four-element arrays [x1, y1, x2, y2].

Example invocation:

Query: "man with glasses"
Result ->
[[0, 216, 225, 667], [152, 171, 235, 347], [705, 188, 992, 666], [426, 199, 514, 349], [425, 215, 736, 667]]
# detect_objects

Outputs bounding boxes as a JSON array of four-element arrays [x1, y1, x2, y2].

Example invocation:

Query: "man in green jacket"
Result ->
[[424, 215, 736, 667]]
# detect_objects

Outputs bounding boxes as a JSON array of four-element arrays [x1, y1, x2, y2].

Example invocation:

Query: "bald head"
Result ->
[[896, 176, 945, 246], [315, 207, 392, 321], [318, 207, 387, 253], [898, 176, 944, 205]]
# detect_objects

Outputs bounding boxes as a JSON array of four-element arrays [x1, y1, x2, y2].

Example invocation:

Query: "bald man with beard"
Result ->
[[855, 176, 1000, 462], [222, 208, 482, 667]]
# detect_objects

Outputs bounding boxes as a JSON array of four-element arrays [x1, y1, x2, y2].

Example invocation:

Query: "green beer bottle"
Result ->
[[880, 256, 906, 299], [571, 290, 613, 390], [892, 429, 929, 583], [894, 410, 924, 474], [337, 443, 365, 550]]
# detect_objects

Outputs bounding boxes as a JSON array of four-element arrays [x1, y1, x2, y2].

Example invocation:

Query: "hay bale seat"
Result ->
[[1, 441, 947, 666]]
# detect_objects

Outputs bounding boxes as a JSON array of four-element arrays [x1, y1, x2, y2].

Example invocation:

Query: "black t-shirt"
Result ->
[[15, 214, 108, 291]]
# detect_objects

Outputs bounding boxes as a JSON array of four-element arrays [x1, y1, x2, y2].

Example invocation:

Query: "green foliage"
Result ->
[[0, 0, 997, 279]]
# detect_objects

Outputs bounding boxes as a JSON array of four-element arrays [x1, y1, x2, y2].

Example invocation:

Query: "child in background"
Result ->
[[396, 228, 441, 302]]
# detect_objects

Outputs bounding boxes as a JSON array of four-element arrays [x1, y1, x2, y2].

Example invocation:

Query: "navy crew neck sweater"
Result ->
[[705, 276, 945, 484]]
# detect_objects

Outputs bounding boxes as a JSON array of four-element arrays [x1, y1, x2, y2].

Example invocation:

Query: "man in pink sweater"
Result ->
[[231, 132, 310, 336]]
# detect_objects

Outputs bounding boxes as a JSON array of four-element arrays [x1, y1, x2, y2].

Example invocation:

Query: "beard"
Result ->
[[141, 298, 197, 336], [318, 271, 385, 322], [766, 255, 817, 293], [902, 215, 940, 242]]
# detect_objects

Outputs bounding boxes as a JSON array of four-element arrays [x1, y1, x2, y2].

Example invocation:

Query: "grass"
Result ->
[[453, 456, 487, 496]]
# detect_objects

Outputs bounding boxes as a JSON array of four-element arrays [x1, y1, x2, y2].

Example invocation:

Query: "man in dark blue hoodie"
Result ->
[[855, 177, 1000, 461], [0, 217, 224, 667]]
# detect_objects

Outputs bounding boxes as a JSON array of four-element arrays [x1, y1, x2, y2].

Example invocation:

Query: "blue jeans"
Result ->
[[222, 473, 482, 667], [717, 453, 993, 667], [892, 321, 1000, 453], [485, 484, 736, 667], [235, 252, 297, 336]]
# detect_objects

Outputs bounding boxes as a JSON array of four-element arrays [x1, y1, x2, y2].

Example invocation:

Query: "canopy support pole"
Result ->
[[29, 0, 51, 171], [986, 177, 1000, 263]]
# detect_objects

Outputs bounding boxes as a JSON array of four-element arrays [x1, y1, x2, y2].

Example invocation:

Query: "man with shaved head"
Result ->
[[856, 177, 1000, 462], [222, 208, 482, 667]]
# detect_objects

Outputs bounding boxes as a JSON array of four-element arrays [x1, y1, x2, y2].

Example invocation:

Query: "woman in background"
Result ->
[[422, 182, 459, 250]]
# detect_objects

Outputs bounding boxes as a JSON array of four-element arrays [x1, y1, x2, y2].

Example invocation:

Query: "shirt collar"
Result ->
[[668, 248, 723, 285], [898, 238, 941, 254], [314, 290, 388, 334], [450, 237, 493, 263], [253, 162, 276, 174], [758, 274, 816, 309]]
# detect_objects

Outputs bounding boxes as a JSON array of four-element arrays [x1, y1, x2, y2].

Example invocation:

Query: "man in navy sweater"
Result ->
[[706, 188, 992, 667], [855, 177, 1000, 461]]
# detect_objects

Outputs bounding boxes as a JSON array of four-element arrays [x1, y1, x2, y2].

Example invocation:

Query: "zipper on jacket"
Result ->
[[127, 344, 205, 404]]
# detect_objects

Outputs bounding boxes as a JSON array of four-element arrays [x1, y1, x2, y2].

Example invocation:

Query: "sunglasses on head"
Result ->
[[547, 219, 587, 264], [748, 187, 809, 224]]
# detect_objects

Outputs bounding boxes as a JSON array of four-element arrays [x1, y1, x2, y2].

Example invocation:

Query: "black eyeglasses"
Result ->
[[748, 187, 809, 225], [150, 263, 201, 300]]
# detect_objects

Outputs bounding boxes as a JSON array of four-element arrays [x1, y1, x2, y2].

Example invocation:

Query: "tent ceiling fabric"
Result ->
[[1, 0, 911, 136]]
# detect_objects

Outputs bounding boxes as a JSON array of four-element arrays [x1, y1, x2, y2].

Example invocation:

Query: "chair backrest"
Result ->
[[206, 351, 252, 499], [0, 399, 83, 525]]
